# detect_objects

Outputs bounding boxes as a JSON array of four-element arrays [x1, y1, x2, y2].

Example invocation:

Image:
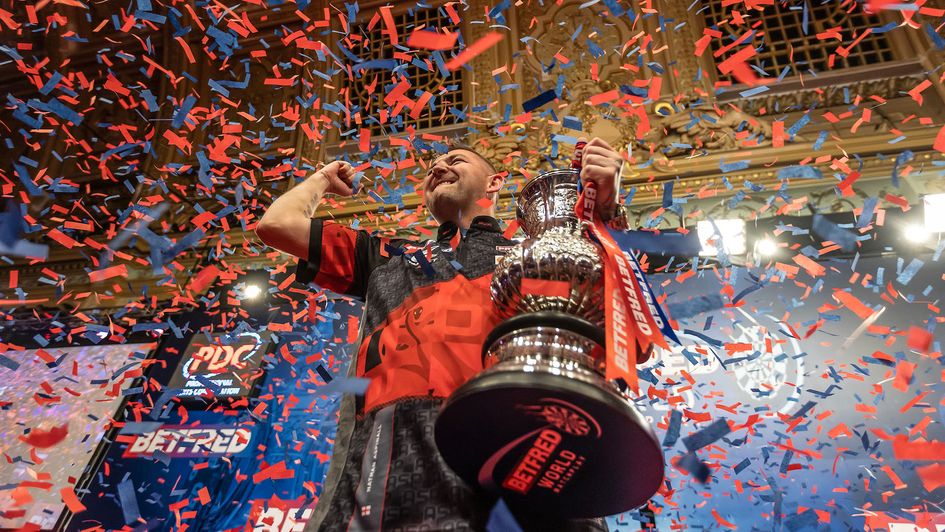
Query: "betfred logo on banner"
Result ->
[[247, 498, 317, 532], [168, 331, 271, 399], [122, 426, 252, 458]]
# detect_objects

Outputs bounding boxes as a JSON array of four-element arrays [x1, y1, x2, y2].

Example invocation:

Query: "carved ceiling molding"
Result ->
[[516, 1, 634, 90], [507, 0, 640, 143], [648, 0, 706, 97], [626, 157, 928, 228], [726, 72, 931, 116], [639, 106, 778, 168]]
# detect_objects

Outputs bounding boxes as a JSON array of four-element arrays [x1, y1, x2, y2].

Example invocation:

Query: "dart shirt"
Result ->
[[295, 215, 514, 531]]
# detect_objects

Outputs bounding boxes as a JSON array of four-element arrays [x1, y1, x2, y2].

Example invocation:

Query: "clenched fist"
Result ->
[[576, 137, 624, 220], [316, 161, 357, 196]]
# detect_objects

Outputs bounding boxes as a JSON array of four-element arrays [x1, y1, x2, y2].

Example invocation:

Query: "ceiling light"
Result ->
[[923, 193, 945, 233], [904, 223, 930, 244], [754, 238, 778, 257], [243, 284, 262, 300]]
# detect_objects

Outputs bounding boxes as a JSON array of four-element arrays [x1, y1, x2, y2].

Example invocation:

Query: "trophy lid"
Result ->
[[515, 168, 581, 237]]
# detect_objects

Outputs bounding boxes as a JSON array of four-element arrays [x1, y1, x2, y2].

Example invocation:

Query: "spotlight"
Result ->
[[697, 219, 747, 256], [242, 284, 263, 300], [923, 193, 945, 233], [903, 223, 930, 244], [754, 237, 778, 257]]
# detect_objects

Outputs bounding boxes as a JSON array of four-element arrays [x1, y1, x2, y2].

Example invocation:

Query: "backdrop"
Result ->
[[67, 251, 943, 531]]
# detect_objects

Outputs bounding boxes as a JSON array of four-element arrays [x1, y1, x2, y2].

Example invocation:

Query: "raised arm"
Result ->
[[255, 161, 355, 259]]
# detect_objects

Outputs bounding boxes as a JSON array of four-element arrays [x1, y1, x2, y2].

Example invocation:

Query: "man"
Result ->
[[255, 137, 628, 531]]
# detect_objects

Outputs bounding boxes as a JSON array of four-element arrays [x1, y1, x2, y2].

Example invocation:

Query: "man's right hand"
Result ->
[[257, 160, 358, 260], [318, 161, 357, 196]]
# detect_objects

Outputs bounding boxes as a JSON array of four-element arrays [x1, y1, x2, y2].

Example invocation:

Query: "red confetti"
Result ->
[[445, 32, 504, 71], [916, 463, 945, 492], [60, 487, 87, 514], [906, 326, 933, 353], [19, 423, 69, 448], [934, 124, 945, 152], [893, 435, 945, 460], [89, 264, 128, 283], [407, 29, 460, 50]]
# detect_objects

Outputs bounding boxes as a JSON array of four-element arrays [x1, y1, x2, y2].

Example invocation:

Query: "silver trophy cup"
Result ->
[[434, 169, 665, 519]]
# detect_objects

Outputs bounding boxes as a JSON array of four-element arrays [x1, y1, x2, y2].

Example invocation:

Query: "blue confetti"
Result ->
[[857, 197, 878, 228], [562, 116, 582, 131], [892, 150, 914, 188], [896, 257, 924, 285], [777, 166, 822, 180], [811, 214, 857, 252], [683, 418, 730, 452], [733, 458, 751, 474], [486, 499, 523, 532], [522, 89, 557, 112], [320, 377, 371, 395], [926, 23, 945, 49], [607, 229, 702, 257], [813, 130, 828, 151], [315, 364, 333, 383], [117, 478, 141, 525], [663, 409, 683, 447], [171, 94, 197, 129], [678, 452, 710, 483]]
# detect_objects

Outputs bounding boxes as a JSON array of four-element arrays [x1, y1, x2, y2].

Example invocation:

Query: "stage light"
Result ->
[[754, 237, 778, 257], [242, 283, 262, 300], [923, 193, 945, 233], [904, 223, 930, 243], [697, 219, 747, 256]]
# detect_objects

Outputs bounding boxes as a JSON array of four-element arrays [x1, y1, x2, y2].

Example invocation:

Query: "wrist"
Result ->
[[305, 170, 331, 191], [600, 202, 619, 222]]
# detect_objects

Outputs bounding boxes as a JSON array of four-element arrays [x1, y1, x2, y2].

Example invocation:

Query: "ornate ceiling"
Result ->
[[1, 0, 944, 322]]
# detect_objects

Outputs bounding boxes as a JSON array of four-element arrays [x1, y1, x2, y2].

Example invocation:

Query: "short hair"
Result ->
[[439, 140, 503, 203], [445, 141, 498, 176]]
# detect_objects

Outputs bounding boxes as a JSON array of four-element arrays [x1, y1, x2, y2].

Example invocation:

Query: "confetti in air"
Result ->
[[0, 0, 943, 529]]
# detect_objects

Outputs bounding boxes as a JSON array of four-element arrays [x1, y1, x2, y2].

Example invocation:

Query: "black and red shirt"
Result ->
[[295, 215, 607, 532]]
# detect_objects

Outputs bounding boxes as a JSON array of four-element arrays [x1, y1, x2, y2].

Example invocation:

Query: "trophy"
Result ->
[[434, 166, 665, 519]]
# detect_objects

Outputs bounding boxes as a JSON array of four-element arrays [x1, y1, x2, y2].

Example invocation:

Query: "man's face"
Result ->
[[422, 149, 495, 222]]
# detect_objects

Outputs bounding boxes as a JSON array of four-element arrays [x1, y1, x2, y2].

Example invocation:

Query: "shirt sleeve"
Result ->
[[295, 219, 405, 299]]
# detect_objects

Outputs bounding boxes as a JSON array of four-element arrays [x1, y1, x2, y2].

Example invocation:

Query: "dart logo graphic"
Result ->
[[515, 398, 602, 438], [642, 323, 804, 419]]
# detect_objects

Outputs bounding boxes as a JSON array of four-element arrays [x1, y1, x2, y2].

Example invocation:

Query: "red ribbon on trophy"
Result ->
[[572, 142, 668, 392]]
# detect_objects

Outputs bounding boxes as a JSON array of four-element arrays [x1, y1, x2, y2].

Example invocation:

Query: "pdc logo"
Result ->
[[180, 331, 264, 379]]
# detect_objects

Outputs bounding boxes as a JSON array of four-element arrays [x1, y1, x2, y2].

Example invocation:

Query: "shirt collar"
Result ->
[[436, 215, 503, 242]]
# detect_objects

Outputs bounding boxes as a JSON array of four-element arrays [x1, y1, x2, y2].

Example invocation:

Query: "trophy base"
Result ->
[[435, 314, 664, 518]]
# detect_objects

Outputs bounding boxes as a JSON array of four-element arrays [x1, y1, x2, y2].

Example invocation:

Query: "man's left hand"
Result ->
[[577, 137, 624, 220]]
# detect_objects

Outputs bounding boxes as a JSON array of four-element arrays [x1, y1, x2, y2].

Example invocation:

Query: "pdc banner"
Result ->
[[72, 298, 362, 532], [168, 330, 273, 400]]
